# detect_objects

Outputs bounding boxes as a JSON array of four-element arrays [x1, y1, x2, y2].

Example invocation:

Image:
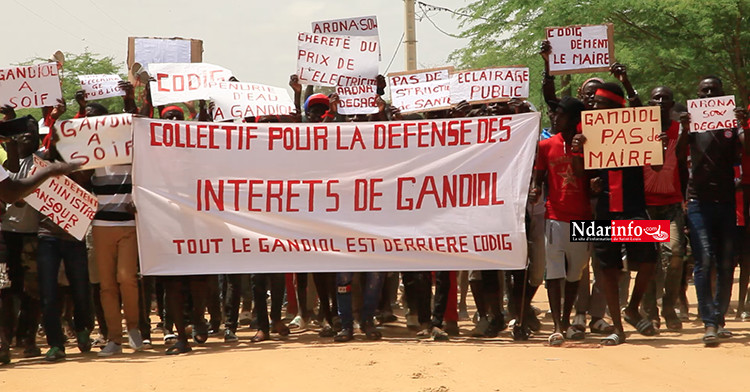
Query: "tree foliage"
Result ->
[[451, 0, 750, 109], [15, 50, 127, 120]]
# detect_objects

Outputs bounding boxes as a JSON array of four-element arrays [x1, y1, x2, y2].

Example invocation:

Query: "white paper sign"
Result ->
[[687, 95, 738, 132], [149, 63, 234, 106], [296, 32, 379, 87], [209, 82, 295, 122], [450, 67, 529, 104], [25, 156, 98, 240], [134, 38, 191, 73], [0, 63, 62, 109], [132, 113, 540, 275], [312, 16, 379, 36], [546, 24, 614, 75], [78, 74, 125, 100], [389, 68, 452, 114], [55, 114, 134, 170], [335, 85, 379, 115]]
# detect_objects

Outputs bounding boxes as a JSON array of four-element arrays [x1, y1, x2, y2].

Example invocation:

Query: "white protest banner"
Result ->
[[296, 32, 379, 87], [25, 156, 98, 240], [312, 16, 379, 36], [450, 67, 529, 104], [132, 112, 540, 275], [389, 67, 453, 114], [582, 106, 663, 169], [546, 24, 614, 75], [336, 85, 379, 115], [149, 63, 234, 106], [209, 82, 295, 122], [687, 95, 738, 132], [55, 114, 133, 170], [0, 63, 62, 109], [78, 74, 125, 100]]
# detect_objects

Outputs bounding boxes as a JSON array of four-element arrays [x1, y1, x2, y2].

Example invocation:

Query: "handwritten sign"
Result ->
[[148, 63, 234, 106], [296, 32, 379, 87], [336, 85, 379, 115], [25, 156, 98, 240], [450, 67, 529, 104], [687, 95, 738, 132], [312, 16, 378, 36], [0, 63, 62, 109], [78, 74, 125, 100], [582, 106, 663, 169], [133, 113, 541, 275], [389, 67, 452, 114], [546, 24, 614, 75], [209, 82, 295, 122], [55, 114, 133, 170]]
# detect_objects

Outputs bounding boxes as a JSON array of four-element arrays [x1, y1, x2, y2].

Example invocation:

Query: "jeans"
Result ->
[[37, 236, 91, 349], [336, 272, 385, 330], [250, 273, 284, 333], [686, 200, 736, 327], [643, 203, 687, 320]]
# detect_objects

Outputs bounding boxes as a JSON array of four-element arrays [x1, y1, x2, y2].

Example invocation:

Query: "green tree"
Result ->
[[451, 0, 749, 108], [15, 50, 127, 120]]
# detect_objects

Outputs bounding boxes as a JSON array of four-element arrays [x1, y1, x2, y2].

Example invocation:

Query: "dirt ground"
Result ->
[[1, 276, 749, 392]]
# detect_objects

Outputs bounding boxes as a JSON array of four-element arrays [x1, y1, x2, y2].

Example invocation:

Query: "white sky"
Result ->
[[5, 0, 472, 93]]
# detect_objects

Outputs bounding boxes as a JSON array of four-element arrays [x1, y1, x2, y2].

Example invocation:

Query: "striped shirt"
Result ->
[[91, 164, 134, 227]]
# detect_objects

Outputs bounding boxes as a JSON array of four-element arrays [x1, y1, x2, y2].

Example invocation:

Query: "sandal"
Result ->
[[589, 318, 614, 335], [192, 330, 208, 344], [334, 328, 353, 342], [623, 312, 656, 336], [717, 326, 733, 338], [250, 330, 268, 343], [600, 333, 624, 346], [664, 316, 683, 331], [565, 326, 585, 340], [165, 340, 191, 355], [548, 332, 564, 347], [703, 326, 719, 346], [272, 321, 290, 337], [363, 322, 382, 341]]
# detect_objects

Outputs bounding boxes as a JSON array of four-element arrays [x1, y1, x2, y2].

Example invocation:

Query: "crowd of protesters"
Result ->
[[0, 39, 750, 365]]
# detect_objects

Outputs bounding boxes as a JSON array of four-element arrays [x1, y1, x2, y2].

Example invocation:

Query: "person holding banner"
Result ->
[[530, 96, 590, 346], [571, 83, 660, 346], [680, 76, 750, 345], [333, 271, 385, 342]]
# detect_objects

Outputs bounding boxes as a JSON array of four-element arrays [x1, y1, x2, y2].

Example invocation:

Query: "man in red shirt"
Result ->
[[530, 96, 591, 345], [641, 86, 687, 331]]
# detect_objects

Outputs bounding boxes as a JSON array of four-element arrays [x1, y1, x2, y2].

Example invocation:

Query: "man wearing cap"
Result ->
[[530, 97, 591, 346]]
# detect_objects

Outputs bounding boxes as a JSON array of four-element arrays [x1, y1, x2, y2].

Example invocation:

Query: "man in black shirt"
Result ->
[[681, 76, 750, 346]]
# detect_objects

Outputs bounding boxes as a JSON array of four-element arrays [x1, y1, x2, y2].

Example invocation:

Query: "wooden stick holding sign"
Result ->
[[545, 23, 614, 75], [24, 156, 98, 240], [687, 95, 738, 132], [582, 106, 663, 169]]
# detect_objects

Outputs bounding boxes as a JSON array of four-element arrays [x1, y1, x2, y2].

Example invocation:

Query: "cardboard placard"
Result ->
[[132, 113, 540, 275], [582, 106, 663, 169], [126, 37, 203, 78], [545, 23, 614, 75], [25, 156, 98, 240], [0, 63, 62, 109], [687, 95, 738, 132], [78, 74, 125, 100], [148, 63, 234, 106], [209, 82, 295, 122], [449, 67, 529, 104], [336, 85, 379, 115], [55, 114, 134, 170], [296, 32, 379, 87], [388, 67, 453, 114]]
